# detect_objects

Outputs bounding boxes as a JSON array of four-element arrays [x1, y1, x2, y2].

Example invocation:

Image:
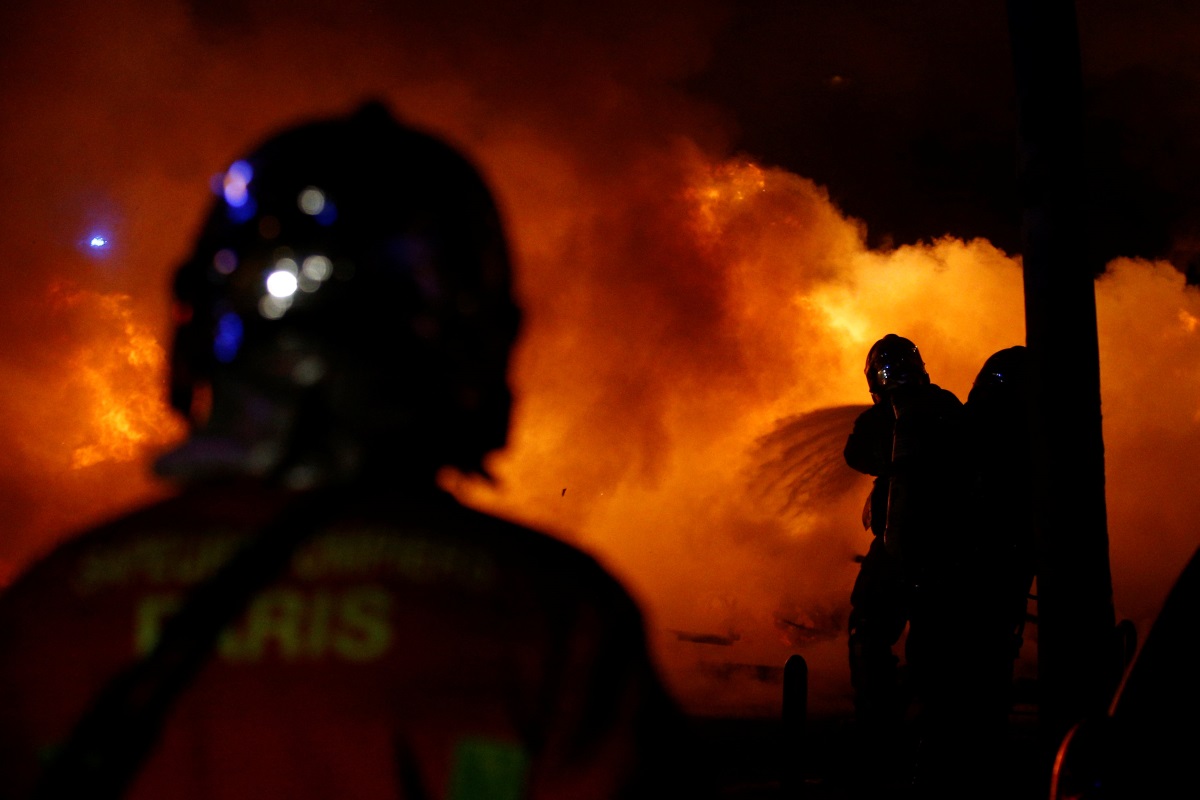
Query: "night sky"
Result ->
[[698, 0, 1200, 269], [2, 0, 1200, 717]]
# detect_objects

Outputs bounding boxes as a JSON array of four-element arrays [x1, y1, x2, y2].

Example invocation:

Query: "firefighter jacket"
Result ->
[[0, 480, 697, 800]]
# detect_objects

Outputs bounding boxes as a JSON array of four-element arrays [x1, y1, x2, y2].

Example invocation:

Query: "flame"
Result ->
[[5, 126, 1200, 721], [0, 280, 187, 585], [455, 147, 1200, 717], [687, 159, 768, 239], [0, 143, 1196, 722], [50, 283, 185, 470], [9, 144, 1200, 720], [453, 151, 1035, 715], [0, 0, 1197, 727]]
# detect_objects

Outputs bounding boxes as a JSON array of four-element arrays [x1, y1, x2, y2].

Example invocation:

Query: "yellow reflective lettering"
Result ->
[[217, 623, 249, 661], [241, 589, 305, 660], [133, 593, 181, 654], [306, 589, 334, 658], [334, 585, 392, 662]]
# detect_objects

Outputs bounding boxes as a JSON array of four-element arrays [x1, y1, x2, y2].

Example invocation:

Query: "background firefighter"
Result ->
[[950, 345, 1039, 794]]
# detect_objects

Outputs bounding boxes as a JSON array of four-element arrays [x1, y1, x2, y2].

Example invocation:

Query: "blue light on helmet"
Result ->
[[213, 311, 244, 363]]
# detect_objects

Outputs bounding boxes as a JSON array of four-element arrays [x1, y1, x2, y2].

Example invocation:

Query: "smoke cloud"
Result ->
[[2, 0, 1199, 718]]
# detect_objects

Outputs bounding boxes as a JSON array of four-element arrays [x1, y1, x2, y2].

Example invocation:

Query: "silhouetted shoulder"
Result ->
[[926, 382, 965, 410]]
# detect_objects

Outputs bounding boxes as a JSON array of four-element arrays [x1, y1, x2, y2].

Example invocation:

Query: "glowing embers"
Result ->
[[258, 253, 334, 320], [687, 159, 768, 238]]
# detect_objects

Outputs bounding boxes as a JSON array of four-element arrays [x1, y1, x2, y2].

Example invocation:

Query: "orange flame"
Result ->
[[50, 284, 185, 470], [7, 148, 1200, 721], [454, 147, 1200, 717], [687, 159, 768, 239]]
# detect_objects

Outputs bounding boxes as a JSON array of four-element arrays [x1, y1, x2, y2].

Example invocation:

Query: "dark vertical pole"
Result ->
[[781, 654, 807, 797], [1005, 0, 1118, 761]]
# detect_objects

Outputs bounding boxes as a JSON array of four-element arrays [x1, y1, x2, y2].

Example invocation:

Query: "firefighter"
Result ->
[[0, 102, 701, 799], [842, 333, 969, 793], [963, 345, 1036, 669], [956, 345, 1038, 791], [891, 345, 1039, 800]]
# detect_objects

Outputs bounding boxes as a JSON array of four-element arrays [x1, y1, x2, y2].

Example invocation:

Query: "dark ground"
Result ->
[[694, 704, 1051, 799]]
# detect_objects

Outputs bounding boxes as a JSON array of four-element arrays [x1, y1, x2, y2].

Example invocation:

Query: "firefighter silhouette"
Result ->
[[0, 102, 700, 799], [963, 345, 1036, 667], [842, 333, 970, 793], [899, 344, 1039, 799], [951, 345, 1038, 793]]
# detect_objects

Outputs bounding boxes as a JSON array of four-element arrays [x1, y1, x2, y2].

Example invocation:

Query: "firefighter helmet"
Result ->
[[864, 334, 929, 397], [967, 345, 1028, 405], [158, 101, 520, 486]]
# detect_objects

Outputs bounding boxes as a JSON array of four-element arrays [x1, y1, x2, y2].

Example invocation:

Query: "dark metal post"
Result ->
[[1005, 0, 1118, 760], [781, 654, 807, 797]]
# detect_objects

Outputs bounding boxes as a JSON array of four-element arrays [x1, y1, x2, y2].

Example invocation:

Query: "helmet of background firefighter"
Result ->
[[967, 345, 1028, 406], [863, 333, 930, 403], [156, 101, 522, 487]]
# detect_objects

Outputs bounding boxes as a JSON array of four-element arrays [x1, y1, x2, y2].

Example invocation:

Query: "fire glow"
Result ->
[[0, 283, 186, 585], [451, 151, 1200, 716], [54, 285, 184, 470], [3, 0, 1200, 729], [5, 135, 1200, 721]]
